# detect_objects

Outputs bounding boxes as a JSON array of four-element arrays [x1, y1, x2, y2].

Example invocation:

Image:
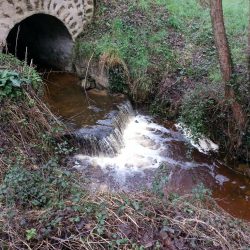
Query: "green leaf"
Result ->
[[11, 78, 21, 87], [0, 81, 6, 86], [26, 228, 37, 241], [132, 201, 140, 210]]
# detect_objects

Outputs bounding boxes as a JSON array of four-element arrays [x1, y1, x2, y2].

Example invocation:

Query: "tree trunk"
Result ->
[[248, 11, 250, 81], [210, 0, 246, 149]]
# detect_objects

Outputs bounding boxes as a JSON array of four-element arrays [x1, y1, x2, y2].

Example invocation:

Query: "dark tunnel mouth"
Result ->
[[4, 14, 73, 71]]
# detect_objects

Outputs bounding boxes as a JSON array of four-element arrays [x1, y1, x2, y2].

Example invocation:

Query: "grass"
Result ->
[[170, 0, 249, 161], [75, 0, 249, 159], [166, 0, 249, 79], [223, 0, 249, 62], [74, 0, 178, 101], [74, 0, 248, 116], [0, 53, 249, 249]]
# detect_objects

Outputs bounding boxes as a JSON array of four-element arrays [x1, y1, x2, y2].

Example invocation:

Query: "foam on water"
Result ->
[[74, 115, 182, 173], [74, 114, 250, 220], [175, 123, 219, 153]]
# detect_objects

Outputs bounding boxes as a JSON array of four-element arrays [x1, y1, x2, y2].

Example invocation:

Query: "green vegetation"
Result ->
[[165, 0, 249, 160], [0, 55, 249, 250], [75, 0, 248, 92], [0, 53, 42, 88], [152, 163, 171, 197], [75, 0, 178, 100], [0, 0, 250, 249], [0, 53, 67, 181], [1, 163, 250, 249], [0, 70, 33, 100], [0, 160, 77, 208], [179, 82, 224, 138], [166, 0, 248, 81]]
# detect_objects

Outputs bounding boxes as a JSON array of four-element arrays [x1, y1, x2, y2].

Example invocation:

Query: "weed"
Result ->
[[108, 65, 128, 93], [150, 99, 171, 117], [74, 0, 174, 101], [0, 159, 80, 209], [192, 183, 212, 201], [0, 70, 30, 100], [152, 163, 170, 197], [55, 141, 75, 156], [0, 53, 42, 90], [0, 166, 50, 207], [0, 1, 249, 249], [26, 228, 37, 241], [167, 0, 248, 78], [0, 53, 66, 181], [179, 83, 223, 139]]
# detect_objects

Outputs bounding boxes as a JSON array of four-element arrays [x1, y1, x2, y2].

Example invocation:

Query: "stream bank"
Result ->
[[0, 0, 249, 247]]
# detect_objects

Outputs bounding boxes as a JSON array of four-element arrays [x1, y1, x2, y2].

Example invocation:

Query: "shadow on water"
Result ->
[[44, 72, 250, 221]]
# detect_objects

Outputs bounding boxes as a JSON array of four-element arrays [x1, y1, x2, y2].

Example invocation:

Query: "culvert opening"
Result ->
[[5, 14, 73, 70]]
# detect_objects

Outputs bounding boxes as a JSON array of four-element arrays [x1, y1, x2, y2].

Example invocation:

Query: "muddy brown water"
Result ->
[[44, 72, 126, 129], [44, 72, 250, 221]]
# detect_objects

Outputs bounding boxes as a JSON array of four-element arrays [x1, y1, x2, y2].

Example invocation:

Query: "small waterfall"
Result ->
[[74, 100, 134, 156]]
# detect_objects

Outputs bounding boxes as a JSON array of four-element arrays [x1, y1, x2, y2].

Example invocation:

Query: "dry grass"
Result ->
[[1, 192, 249, 250], [99, 49, 132, 89], [0, 85, 63, 181]]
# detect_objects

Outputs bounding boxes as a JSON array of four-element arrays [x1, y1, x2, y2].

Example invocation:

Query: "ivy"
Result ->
[[0, 70, 30, 101]]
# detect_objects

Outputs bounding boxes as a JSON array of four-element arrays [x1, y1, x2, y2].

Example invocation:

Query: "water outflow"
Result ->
[[75, 114, 185, 174], [74, 101, 134, 156]]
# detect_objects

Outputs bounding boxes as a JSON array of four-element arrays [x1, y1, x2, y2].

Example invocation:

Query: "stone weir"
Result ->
[[74, 100, 134, 157], [44, 72, 134, 157]]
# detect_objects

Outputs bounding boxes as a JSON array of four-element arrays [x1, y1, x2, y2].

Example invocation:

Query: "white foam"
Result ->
[[175, 123, 219, 153], [215, 174, 230, 185], [74, 116, 219, 180], [74, 115, 177, 173]]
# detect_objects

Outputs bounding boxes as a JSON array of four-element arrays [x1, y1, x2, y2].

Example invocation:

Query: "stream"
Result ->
[[44, 72, 250, 221]]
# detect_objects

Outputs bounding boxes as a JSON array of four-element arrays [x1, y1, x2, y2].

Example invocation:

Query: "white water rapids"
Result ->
[[74, 114, 216, 180]]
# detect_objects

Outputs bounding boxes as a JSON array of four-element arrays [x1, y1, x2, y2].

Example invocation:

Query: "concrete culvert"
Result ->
[[5, 14, 73, 71]]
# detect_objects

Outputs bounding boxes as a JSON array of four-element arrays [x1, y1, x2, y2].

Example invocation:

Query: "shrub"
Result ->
[[0, 160, 78, 208], [74, 1, 175, 102], [0, 70, 31, 101], [192, 183, 212, 201], [0, 53, 42, 90], [179, 83, 223, 139], [152, 163, 170, 197]]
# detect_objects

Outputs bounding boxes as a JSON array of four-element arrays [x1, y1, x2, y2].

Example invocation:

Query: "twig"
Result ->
[[15, 25, 20, 57], [82, 52, 95, 106]]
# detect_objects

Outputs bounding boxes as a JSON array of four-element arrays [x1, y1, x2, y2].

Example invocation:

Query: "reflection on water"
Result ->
[[45, 72, 250, 221]]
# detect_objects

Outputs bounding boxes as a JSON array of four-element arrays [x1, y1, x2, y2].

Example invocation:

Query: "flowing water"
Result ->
[[45, 72, 250, 221]]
